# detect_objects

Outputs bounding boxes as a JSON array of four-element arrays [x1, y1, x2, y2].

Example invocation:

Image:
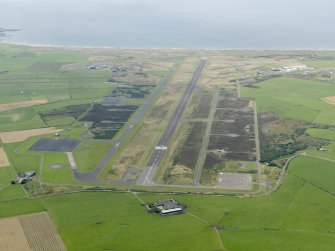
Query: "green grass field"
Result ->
[[221, 229, 335, 251], [306, 128, 335, 140], [73, 141, 113, 173], [303, 60, 335, 69], [0, 154, 334, 250], [307, 142, 335, 161], [241, 77, 335, 125], [44, 192, 223, 251], [0, 166, 26, 201], [4, 142, 41, 174], [305, 128, 335, 161], [288, 156, 335, 194], [41, 152, 77, 184]]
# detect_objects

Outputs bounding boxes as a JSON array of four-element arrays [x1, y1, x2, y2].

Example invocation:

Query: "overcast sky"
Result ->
[[1, 0, 335, 48]]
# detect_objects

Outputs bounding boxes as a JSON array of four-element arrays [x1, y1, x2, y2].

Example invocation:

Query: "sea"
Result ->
[[1, 0, 335, 49]]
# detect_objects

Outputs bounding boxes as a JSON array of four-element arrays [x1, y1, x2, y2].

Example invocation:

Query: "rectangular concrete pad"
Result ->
[[217, 173, 252, 190], [29, 138, 80, 152]]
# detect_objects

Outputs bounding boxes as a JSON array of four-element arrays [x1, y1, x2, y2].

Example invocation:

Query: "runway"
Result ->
[[136, 58, 207, 185]]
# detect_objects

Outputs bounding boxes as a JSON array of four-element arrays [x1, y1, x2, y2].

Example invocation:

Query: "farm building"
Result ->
[[154, 199, 184, 215], [16, 171, 36, 184]]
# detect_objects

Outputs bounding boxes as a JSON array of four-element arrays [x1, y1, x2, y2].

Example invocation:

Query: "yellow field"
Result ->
[[0, 127, 62, 143], [322, 96, 335, 106], [0, 217, 32, 251], [0, 148, 10, 167], [0, 99, 48, 112], [0, 113, 22, 122], [0, 212, 67, 251]]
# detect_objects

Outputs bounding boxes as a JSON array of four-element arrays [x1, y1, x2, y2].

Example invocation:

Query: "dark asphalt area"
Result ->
[[30, 138, 80, 152]]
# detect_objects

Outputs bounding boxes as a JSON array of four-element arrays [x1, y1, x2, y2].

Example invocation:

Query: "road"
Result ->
[[253, 101, 262, 192], [66, 152, 77, 170], [73, 60, 182, 183], [193, 91, 218, 184], [302, 153, 335, 163], [136, 58, 207, 185]]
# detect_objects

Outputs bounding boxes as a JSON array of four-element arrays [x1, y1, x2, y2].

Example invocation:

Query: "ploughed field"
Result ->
[[0, 212, 66, 251]]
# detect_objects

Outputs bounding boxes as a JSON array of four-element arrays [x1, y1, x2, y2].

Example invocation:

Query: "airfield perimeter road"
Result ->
[[73, 61, 182, 183], [253, 102, 262, 192], [193, 91, 219, 185], [136, 58, 207, 185]]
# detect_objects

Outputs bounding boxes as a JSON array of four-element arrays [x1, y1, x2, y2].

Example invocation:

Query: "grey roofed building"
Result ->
[[154, 199, 183, 215]]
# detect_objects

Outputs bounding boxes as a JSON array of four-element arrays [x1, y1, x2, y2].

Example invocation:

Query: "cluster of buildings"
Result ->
[[87, 64, 109, 70], [112, 66, 127, 72], [87, 63, 128, 72], [16, 171, 36, 184], [272, 65, 313, 72]]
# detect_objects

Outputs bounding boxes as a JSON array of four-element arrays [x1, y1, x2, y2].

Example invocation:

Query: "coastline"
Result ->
[[2, 40, 335, 51]]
